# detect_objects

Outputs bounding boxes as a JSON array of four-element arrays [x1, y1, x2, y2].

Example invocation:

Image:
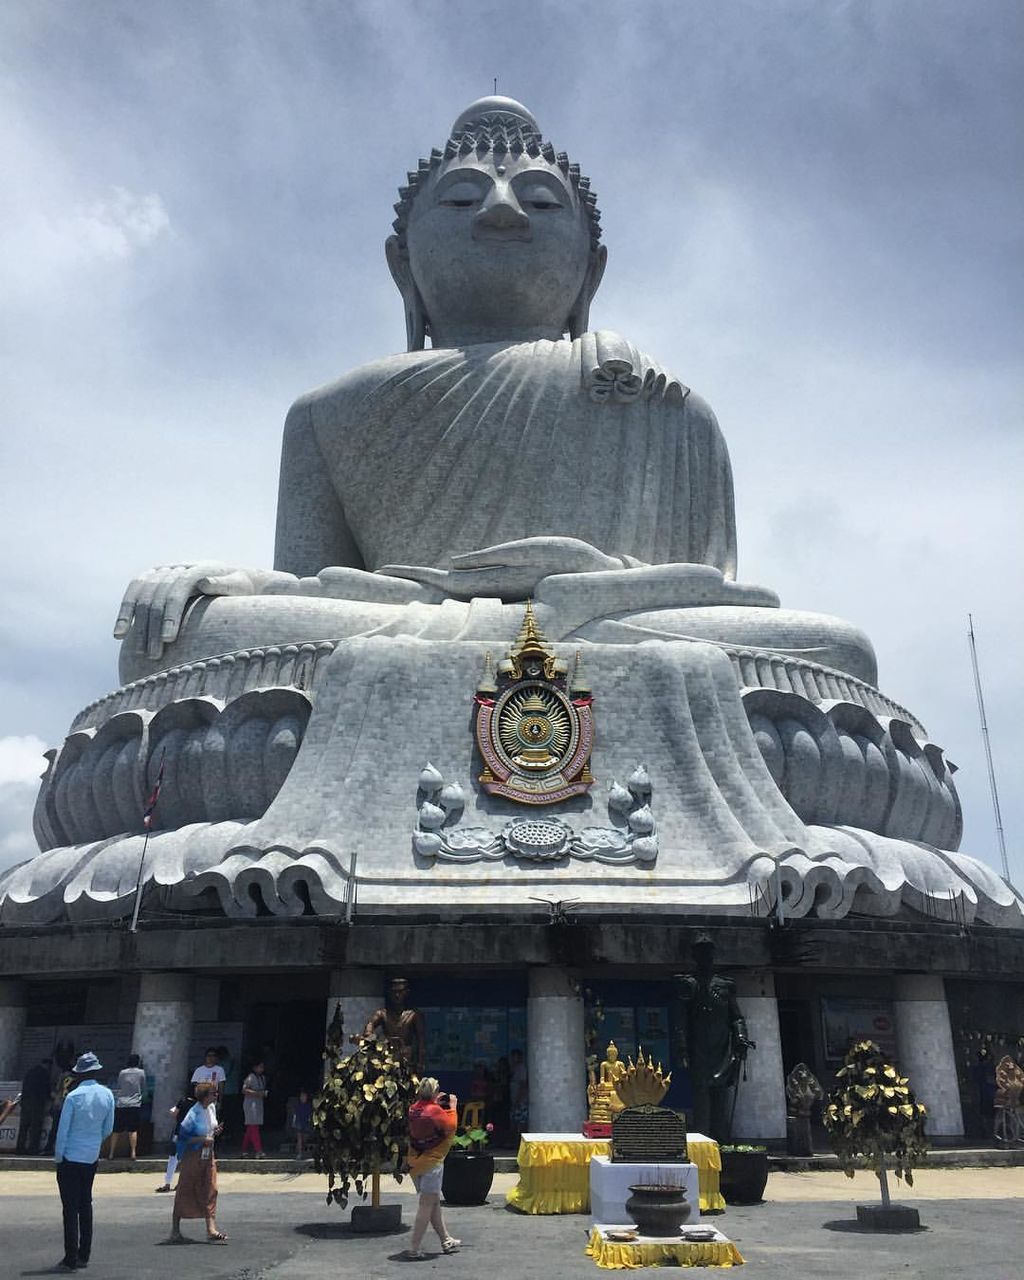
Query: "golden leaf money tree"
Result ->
[[823, 1039, 928, 1207], [313, 1004, 418, 1209]]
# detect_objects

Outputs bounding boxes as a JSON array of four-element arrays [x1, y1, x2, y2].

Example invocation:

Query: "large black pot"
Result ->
[[624, 1184, 692, 1236], [719, 1149, 769, 1205], [442, 1152, 495, 1205]]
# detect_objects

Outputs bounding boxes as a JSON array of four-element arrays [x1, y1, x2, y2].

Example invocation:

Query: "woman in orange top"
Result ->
[[402, 1077, 460, 1260]]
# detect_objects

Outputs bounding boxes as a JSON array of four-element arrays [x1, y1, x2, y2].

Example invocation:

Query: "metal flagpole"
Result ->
[[130, 749, 165, 933], [128, 828, 152, 934], [968, 614, 1010, 881]]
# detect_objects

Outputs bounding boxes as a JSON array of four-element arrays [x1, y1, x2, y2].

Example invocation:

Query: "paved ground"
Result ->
[[0, 1167, 1021, 1278]]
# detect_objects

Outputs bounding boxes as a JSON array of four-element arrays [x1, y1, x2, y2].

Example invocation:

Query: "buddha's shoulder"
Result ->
[[289, 350, 447, 416], [288, 334, 718, 423]]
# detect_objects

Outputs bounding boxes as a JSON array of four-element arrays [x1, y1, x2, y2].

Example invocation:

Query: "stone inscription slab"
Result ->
[[611, 1104, 689, 1164]]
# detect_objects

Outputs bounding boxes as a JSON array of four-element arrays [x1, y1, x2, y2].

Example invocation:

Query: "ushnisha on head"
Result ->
[[386, 96, 607, 350]]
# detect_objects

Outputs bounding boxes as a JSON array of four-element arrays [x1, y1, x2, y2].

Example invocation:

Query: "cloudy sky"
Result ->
[[1, 1, 1021, 885]]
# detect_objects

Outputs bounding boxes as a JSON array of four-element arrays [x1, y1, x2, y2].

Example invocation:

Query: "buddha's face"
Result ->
[[607, 1044, 619, 1062], [405, 154, 595, 342], [389, 978, 409, 1010]]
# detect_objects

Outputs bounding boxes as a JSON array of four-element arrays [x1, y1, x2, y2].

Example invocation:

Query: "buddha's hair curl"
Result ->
[[391, 113, 602, 255]]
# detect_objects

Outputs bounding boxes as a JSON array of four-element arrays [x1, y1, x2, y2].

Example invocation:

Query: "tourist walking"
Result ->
[[241, 1061, 268, 1157], [53, 1051, 115, 1273], [155, 1090, 192, 1193], [401, 1078, 460, 1261], [16, 1057, 51, 1155], [110, 1053, 146, 1160], [168, 1081, 226, 1243]]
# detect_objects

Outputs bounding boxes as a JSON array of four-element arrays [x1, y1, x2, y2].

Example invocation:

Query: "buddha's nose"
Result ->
[[475, 189, 530, 232]]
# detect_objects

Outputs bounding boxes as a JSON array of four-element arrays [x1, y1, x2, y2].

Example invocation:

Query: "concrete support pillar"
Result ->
[[894, 974, 964, 1137], [326, 969, 384, 1062], [527, 967, 586, 1133], [731, 972, 787, 1143], [131, 973, 194, 1142], [0, 980, 27, 1080]]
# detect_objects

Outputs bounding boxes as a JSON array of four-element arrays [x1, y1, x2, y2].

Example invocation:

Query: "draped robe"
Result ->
[[281, 330, 737, 581]]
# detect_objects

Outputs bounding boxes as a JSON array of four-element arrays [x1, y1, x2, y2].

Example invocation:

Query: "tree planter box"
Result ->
[[719, 1149, 769, 1205], [442, 1152, 495, 1205], [351, 1203, 403, 1233]]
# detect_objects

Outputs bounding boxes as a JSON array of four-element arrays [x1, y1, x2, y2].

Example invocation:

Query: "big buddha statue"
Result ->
[[3, 98, 1020, 926]]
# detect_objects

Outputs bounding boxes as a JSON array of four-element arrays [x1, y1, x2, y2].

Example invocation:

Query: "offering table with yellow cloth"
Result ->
[[506, 1133, 724, 1215], [586, 1224, 743, 1270]]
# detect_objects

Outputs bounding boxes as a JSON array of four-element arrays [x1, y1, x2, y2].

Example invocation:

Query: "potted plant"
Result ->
[[718, 1144, 769, 1204], [822, 1038, 928, 1230], [442, 1122, 495, 1205], [313, 1003, 417, 1232]]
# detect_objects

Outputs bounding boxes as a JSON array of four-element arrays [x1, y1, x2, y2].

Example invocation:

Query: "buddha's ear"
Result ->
[[567, 244, 608, 340], [386, 234, 427, 351]]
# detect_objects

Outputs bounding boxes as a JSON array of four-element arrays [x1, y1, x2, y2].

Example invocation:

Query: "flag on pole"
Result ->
[[142, 755, 165, 830]]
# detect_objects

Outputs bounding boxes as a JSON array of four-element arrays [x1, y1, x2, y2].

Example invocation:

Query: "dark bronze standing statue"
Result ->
[[363, 976, 426, 1076], [672, 933, 753, 1141]]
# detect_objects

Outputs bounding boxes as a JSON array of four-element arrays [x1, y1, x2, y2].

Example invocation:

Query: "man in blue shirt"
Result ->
[[53, 1051, 115, 1272]]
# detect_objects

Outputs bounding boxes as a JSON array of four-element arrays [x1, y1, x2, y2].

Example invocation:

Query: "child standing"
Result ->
[[291, 1089, 313, 1158], [155, 1091, 192, 1192]]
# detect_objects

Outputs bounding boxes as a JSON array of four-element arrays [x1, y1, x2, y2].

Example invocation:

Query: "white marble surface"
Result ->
[[732, 975, 787, 1142], [894, 974, 965, 1137], [590, 1154, 698, 1227], [527, 968, 586, 1133]]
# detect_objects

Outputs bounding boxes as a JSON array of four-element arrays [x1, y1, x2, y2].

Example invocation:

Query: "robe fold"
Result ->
[[308, 330, 737, 578]]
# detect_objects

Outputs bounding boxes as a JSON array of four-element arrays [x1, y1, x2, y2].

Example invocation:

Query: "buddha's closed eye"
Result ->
[[518, 183, 564, 210], [438, 182, 483, 209]]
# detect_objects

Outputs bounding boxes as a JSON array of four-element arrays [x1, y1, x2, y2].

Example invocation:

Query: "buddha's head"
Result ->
[[387, 97, 607, 350], [606, 1042, 619, 1063]]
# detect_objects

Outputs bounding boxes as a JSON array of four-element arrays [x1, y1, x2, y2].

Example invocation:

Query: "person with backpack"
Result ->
[[400, 1078, 460, 1261]]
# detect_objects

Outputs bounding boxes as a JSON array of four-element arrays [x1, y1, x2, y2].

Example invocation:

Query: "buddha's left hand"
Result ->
[[380, 536, 639, 600]]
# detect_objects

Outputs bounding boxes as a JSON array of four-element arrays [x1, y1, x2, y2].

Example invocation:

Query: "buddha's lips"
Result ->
[[472, 230, 533, 243]]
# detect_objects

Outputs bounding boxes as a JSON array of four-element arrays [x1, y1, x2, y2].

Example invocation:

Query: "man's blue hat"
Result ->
[[72, 1051, 103, 1074]]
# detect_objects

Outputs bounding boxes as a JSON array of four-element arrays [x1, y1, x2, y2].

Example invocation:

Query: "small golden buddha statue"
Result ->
[[588, 1041, 628, 1123]]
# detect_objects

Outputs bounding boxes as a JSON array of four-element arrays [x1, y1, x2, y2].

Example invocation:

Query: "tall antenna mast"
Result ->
[[967, 613, 1010, 881]]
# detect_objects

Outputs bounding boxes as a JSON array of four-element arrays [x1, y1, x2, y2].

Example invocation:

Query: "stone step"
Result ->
[[4, 1148, 1022, 1175], [0, 1153, 523, 1175], [769, 1147, 1024, 1171]]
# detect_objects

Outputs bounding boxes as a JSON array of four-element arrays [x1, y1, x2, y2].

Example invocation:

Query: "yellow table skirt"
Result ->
[[506, 1136, 725, 1215], [586, 1227, 744, 1270]]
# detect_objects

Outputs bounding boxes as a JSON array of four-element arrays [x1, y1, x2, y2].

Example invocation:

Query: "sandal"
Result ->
[[400, 1249, 427, 1261], [207, 1231, 228, 1242], [442, 1238, 462, 1254]]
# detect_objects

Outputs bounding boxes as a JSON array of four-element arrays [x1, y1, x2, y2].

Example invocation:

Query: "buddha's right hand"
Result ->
[[113, 562, 295, 660]]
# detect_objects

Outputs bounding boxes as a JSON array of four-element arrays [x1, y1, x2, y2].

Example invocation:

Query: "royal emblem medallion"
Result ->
[[473, 602, 595, 805]]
